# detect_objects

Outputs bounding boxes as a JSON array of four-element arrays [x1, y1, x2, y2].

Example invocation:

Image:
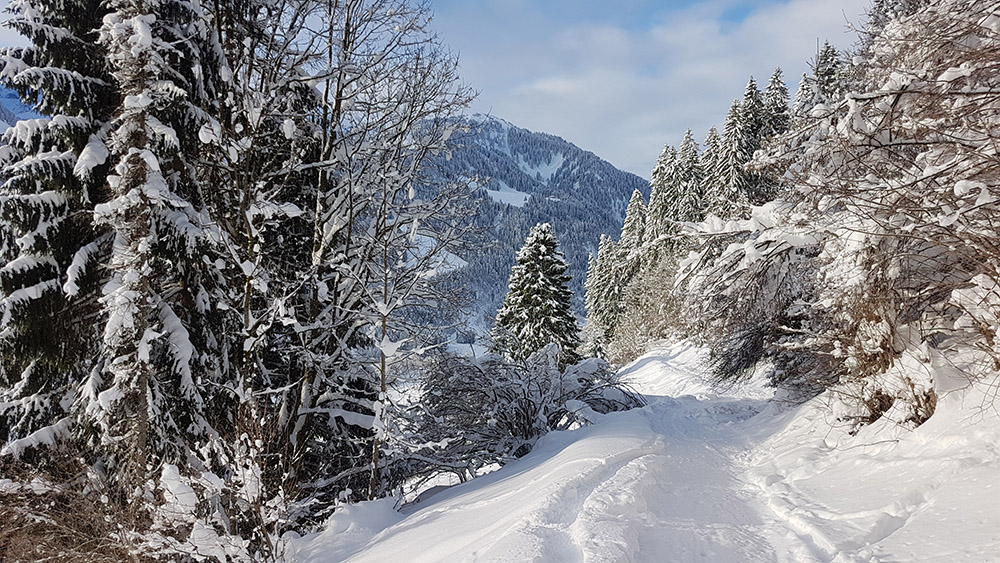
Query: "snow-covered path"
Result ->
[[336, 396, 774, 562], [294, 343, 1000, 562], [292, 345, 776, 562]]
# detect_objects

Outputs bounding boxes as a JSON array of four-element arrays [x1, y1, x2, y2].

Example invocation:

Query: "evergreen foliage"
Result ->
[[647, 144, 679, 241], [700, 126, 723, 213], [708, 99, 751, 219], [793, 41, 845, 120], [670, 129, 704, 223], [0, 0, 113, 453], [441, 115, 648, 324], [493, 223, 581, 365], [587, 73, 805, 364], [763, 68, 791, 138], [619, 188, 647, 258], [583, 234, 618, 353]]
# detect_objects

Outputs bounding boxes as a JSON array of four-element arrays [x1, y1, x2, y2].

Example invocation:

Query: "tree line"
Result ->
[[586, 0, 994, 433]]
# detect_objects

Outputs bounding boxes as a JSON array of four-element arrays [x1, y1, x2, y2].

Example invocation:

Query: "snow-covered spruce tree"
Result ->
[[619, 188, 647, 255], [582, 252, 606, 358], [792, 41, 845, 121], [670, 129, 704, 223], [706, 77, 768, 219], [646, 143, 678, 242], [493, 222, 580, 365], [753, 67, 791, 204], [707, 100, 750, 219], [0, 0, 240, 559], [615, 186, 648, 295], [91, 0, 233, 499], [699, 126, 723, 213], [791, 73, 812, 122], [583, 234, 624, 353], [0, 0, 113, 459], [762, 67, 790, 139], [734, 76, 768, 206]]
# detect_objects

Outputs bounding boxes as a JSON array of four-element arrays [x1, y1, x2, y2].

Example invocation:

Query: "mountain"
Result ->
[[0, 102, 16, 129], [0, 96, 639, 338], [441, 115, 649, 334], [0, 87, 39, 125]]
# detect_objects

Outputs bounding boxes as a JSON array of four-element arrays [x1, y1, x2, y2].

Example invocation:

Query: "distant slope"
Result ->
[[441, 115, 649, 331], [0, 102, 16, 129], [0, 87, 39, 122]]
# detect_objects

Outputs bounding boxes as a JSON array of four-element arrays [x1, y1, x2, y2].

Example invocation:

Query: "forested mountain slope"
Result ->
[[441, 115, 648, 328]]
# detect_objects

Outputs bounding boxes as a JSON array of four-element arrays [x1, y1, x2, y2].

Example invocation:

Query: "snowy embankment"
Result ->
[[290, 343, 1000, 562]]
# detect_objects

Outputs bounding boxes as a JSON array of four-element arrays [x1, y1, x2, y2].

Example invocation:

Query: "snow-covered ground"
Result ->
[[289, 342, 1000, 562], [484, 179, 531, 207]]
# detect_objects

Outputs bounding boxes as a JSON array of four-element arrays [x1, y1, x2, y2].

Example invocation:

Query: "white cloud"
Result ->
[[0, 0, 870, 179], [433, 0, 870, 177]]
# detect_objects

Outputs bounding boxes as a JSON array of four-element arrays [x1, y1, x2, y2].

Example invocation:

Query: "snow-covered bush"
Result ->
[[784, 0, 1000, 384], [418, 345, 643, 473], [679, 208, 835, 386], [682, 0, 1000, 420]]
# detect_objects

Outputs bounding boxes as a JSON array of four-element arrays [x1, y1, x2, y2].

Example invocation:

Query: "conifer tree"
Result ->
[[584, 233, 623, 349], [708, 99, 751, 219], [90, 0, 233, 492], [0, 0, 478, 557], [814, 42, 844, 99], [582, 252, 606, 358], [494, 223, 580, 364], [647, 144, 679, 241], [709, 77, 770, 218], [792, 72, 812, 118], [740, 76, 766, 148], [763, 68, 791, 138], [615, 188, 648, 308], [700, 126, 723, 215], [793, 41, 845, 120], [671, 129, 704, 223], [620, 188, 647, 255], [0, 0, 113, 450]]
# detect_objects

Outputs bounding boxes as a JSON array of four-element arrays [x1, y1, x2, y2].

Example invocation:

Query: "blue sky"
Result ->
[[0, 0, 870, 177], [429, 0, 871, 177]]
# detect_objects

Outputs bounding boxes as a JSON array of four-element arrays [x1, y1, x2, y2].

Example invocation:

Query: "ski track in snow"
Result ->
[[297, 342, 1000, 562]]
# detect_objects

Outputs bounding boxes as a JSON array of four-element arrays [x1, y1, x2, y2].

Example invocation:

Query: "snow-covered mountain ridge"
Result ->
[[0, 87, 39, 127], [442, 114, 649, 326]]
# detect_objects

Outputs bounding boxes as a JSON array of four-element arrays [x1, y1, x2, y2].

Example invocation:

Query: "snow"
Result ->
[[73, 135, 110, 180], [62, 241, 100, 296], [517, 152, 565, 184], [295, 341, 1000, 562], [0, 417, 73, 457], [484, 179, 530, 207], [282, 118, 297, 140]]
